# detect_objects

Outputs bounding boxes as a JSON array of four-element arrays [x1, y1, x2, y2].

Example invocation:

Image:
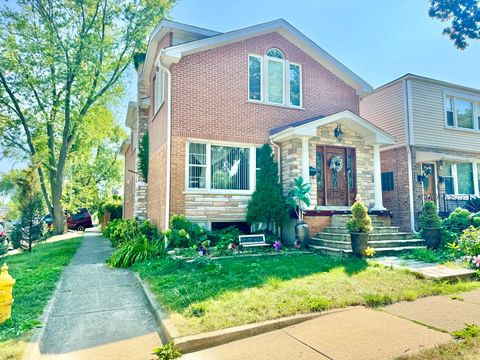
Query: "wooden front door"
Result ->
[[422, 163, 436, 202], [316, 146, 356, 206]]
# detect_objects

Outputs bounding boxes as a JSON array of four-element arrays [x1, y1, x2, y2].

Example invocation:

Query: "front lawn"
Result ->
[[0, 238, 82, 359], [134, 253, 480, 336]]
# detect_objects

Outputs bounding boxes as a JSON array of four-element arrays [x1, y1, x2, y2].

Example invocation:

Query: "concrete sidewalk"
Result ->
[[26, 230, 163, 360], [183, 290, 480, 360]]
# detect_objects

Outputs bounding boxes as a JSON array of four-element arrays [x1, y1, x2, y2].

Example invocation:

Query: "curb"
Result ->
[[134, 273, 180, 343], [134, 273, 354, 355]]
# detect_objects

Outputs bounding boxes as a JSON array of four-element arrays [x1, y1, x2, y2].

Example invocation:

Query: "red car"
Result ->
[[67, 208, 93, 231]]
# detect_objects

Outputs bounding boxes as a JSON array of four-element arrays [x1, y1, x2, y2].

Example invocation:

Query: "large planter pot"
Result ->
[[423, 228, 442, 249], [350, 232, 370, 257], [295, 222, 310, 248]]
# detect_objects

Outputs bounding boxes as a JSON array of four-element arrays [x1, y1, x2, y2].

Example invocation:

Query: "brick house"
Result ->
[[122, 19, 398, 238], [360, 74, 480, 231]]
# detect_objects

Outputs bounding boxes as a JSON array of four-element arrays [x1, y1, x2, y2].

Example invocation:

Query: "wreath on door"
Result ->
[[329, 155, 343, 173]]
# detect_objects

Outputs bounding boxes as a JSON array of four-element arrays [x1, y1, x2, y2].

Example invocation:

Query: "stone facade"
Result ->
[[281, 122, 375, 208], [123, 143, 136, 219]]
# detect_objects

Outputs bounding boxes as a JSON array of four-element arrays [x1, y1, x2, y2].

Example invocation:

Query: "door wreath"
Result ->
[[329, 155, 343, 173]]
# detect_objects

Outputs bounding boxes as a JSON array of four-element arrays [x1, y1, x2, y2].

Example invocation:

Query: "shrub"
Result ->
[[109, 237, 165, 268], [246, 144, 288, 229], [166, 215, 208, 248], [346, 196, 372, 233], [457, 226, 480, 262], [443, 208, 474, 234], [98, 196, 122, 224], [103, 219, 158, 248], [419, 201, 442, 230]]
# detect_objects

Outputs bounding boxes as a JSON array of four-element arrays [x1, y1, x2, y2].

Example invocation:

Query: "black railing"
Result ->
[[425, 194, 480, 218]]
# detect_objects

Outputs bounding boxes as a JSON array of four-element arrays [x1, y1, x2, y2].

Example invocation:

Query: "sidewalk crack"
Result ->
[[281, 329, 335, 360]]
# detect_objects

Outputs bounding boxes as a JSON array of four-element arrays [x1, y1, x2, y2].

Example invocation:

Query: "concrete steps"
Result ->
[[310, 215, 426, 257]]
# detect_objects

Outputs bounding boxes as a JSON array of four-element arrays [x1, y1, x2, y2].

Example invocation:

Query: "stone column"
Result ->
[[372, 143, 386, 210], [301, 137, 310, 182]]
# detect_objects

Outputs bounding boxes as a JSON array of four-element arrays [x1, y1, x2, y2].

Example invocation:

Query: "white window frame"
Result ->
[[444, 91, 480, 132], [185, 140, 257, 195], [444, 162, 480, 196], [247, 52, 303, 109], [288, 62, 303, 108], [248, 55, 263, 102], [154, 69, 165, 114]]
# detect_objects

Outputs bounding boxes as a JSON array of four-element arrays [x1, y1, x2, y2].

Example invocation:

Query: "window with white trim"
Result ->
[[248, 48, 302, 107], [445, 95, 479, 131], [444, 162, 479, 195], [154, 68, 165, 113], [187, 142, 255, 191]]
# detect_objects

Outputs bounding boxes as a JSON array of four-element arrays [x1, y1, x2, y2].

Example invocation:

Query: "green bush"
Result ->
[[165, 214, 208, 248], [346, 197, 372, 233], [98, 196, 123, 223], [443, 208, 474, 234], [419, 201, 442, 230], [103, 219, 158, 248], [457, 226, 480, 261]]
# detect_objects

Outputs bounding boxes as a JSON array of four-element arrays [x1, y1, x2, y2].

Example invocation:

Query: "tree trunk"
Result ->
[[51, 180, 65, 235]]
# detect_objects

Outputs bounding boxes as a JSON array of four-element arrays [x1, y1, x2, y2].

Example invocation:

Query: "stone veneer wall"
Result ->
[[134, 101, 148, 220], [281, 122, 375, 208], [184, 194, 250, 222]]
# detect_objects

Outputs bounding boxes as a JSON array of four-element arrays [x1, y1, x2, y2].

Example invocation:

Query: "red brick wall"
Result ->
[[170, 32, 359, 144], [380, 146, 412, 231], [146, 33, 172, 227], [123, 144, 136, 219]]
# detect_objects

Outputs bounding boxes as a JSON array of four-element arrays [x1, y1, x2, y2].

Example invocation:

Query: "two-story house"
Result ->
[[122, 19, 402, 242], [360, 74, 480, 231]]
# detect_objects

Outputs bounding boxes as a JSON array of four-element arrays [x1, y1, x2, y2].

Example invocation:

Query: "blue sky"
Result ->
[[2, 0, 480, 175]]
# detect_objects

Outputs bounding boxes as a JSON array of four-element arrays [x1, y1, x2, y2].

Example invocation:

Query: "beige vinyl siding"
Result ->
[[360, 81, 405, 145], [410, 79, 480, 152]]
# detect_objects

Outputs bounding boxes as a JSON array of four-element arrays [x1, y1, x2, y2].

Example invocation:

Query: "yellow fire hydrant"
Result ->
[[0, 263, 16, 323]]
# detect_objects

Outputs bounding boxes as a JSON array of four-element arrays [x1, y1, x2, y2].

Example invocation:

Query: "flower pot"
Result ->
[[350, 232, 369, 257], [295, 222, 310, 248], [423, 228, 442, 249]]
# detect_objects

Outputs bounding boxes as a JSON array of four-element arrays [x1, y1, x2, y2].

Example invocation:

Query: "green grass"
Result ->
[[134, 253, 480, 336], [0, 238, 82, 347], [399, 248, 454, 264]]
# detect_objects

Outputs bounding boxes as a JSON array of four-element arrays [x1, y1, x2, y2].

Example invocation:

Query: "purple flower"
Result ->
[[273, 241, 281, 252]]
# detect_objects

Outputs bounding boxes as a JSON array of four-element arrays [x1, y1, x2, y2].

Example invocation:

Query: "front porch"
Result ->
[[270, 110, 396, 212]]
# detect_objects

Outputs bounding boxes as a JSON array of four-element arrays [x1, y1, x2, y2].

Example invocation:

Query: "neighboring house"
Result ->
[[121, 19, 398, 239], [360, 74, 480, 231]]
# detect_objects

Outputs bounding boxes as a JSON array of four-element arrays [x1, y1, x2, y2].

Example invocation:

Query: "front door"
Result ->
[[422, 163, 436, 202], [316, 146, 356, 206]]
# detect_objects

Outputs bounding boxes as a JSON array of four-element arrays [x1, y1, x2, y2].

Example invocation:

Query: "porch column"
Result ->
[[372, 144, 386, 210], [301, 136, 310, 182]]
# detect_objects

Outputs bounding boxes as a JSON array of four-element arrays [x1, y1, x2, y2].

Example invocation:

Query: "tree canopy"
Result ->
[[0, 0, 175, 233], [429, 0, 480, 49]]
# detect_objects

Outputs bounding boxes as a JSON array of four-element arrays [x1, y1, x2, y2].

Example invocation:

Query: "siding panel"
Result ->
[[360, 81, 405, 145], [411, 80, 480, 152]]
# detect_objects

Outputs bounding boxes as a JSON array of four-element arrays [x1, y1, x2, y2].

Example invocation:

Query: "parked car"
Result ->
[[67, 208, 93, 231]]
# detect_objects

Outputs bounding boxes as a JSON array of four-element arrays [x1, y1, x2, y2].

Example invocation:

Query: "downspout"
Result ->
[[404, 79, 416, 232], [157, 51, 172, 230]]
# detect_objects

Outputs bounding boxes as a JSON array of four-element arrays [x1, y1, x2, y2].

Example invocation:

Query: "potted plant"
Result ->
[[419, 201, 443, 249], [287, 176, 311, 248], [346, 196, 373, 257]]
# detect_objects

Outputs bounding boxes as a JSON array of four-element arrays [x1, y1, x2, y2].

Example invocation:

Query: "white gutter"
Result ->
[[157, 50, 172, 229], [404, 79, 416, 232]]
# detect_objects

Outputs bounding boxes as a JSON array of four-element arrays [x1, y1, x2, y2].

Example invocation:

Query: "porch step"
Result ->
[[321, 226, 400, 234], [312, 232, 412, 242], [311, 237, 426, 250], [330, 216, 386, 228]]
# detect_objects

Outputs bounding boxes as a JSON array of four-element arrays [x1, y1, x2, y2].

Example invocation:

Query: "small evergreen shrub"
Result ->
[[443, 208, 474, 234], [419, 201, 442, 230], [346, 196, 372, 233]]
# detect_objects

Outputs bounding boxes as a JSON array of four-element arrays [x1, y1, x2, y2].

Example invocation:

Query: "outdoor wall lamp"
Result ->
[[309, 166, 316, 176]]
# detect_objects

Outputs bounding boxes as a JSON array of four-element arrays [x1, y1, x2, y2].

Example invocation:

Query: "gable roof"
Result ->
[[269, 110, 395, 145], [145, 19, 373, 95], [140, 20, 221, 81]]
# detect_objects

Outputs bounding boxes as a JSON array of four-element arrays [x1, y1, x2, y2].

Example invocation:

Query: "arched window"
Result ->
[[266, 48, 284, 59], [248, 48, 302, 107]]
